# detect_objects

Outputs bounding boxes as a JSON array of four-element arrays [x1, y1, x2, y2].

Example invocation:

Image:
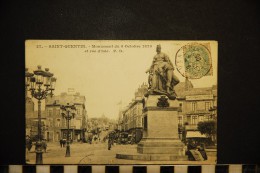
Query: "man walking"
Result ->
[[59, 139, 63, 148]]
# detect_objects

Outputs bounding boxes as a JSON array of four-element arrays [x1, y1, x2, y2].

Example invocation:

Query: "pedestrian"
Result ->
[[28, 139, 32, 152], [26, 136, 32, 152], [188, 140, 197, 150], [197, 143, 207, 160], [59, 139, 63, 148], [62, 139, 66, 147], [108, 132, 115, 149], [42, 140, 47, 153], [108, 137, 112, 150]]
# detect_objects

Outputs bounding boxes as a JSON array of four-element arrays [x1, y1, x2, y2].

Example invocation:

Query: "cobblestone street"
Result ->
[[26, 141, 216, 164]]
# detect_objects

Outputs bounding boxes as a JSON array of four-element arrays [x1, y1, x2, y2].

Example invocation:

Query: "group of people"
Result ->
[[185, 140, 208, 161], [26, 136, 47, 152], [85, 134, 102, 144], [59, 139, 67, 147]]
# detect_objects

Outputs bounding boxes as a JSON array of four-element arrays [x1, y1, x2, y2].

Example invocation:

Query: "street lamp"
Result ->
[[26, 65, 56, 164], [60, 103, 76, 157]]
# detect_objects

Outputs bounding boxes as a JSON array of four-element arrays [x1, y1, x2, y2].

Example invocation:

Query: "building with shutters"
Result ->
[[119, 83, 148, 143], [45, 90, 87, 142], [175, 77, 217, 142]]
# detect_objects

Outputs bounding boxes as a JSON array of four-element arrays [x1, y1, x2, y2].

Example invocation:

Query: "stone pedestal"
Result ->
[[137, 95, 186, 159], [116, 95, 187, 161]]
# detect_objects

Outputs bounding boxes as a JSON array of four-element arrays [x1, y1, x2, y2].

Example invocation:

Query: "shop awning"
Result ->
[[186, 131, 207, 138]]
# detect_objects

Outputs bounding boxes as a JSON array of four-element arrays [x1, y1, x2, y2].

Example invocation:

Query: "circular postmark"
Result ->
[[175, 43, 212, 79]]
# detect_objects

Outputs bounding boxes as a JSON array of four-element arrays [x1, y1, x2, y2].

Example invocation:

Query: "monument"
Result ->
[[145, 44, 180, 99], [117, 45, 187, 161]]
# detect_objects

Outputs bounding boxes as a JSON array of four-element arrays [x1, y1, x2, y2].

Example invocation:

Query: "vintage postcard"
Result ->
[[25, 40, 217, 164]]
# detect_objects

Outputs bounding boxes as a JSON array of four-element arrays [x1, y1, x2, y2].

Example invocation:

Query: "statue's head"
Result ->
[[156, 45, 161, 53]]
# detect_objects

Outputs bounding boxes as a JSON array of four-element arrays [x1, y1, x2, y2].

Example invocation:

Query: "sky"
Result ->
[[26, 40, 217, 120]]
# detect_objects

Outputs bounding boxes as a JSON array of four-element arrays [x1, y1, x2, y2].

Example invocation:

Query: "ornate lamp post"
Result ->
[[60, 103, 76, 157], [25, 66, 56, 164]]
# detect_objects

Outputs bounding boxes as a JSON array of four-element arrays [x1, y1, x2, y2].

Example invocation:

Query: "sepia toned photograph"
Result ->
[[25, 40, 217, 164]]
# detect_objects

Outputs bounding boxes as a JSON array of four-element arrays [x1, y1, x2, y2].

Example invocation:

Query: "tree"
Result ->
[[197, 120, 217, 142]]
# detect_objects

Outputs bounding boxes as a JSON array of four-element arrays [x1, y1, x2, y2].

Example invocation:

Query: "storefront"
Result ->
[[60, 128, 84, 142], [185, 131, 211, 146]]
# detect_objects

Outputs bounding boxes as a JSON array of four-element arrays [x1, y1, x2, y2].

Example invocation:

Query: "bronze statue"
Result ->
[[146, 45, 179, 99]]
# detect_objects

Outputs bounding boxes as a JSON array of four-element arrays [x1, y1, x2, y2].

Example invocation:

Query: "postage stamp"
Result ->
[[25, 40, 217, 164], [175, 42, 213, 79]]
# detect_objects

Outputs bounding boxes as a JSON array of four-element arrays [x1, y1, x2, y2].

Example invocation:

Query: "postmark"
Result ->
[[175, 42, 212, 79]]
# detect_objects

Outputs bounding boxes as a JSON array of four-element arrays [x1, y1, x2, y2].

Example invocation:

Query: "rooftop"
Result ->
[[45, 92, 86, 106], [175, 78, 217, 98]]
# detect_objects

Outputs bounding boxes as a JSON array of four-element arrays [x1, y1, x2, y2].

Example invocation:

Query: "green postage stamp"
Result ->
[[175, 42, 213, 79]]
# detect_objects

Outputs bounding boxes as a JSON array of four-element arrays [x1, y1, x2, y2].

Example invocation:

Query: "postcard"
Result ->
[[25, 40, 217, 164]]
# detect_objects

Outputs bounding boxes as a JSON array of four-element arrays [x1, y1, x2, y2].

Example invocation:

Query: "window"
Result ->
[[49, 119, 53, 127], [56, 132, 60, 141], [56, 119, 61, 127], [199, 116, 204, 122], [205, 102, 211, 110], [191, 115, 198, 125], [56, 108, 60, 116], [77, 108, 81, 115], [178, 116, 183, 126], [64, 119, 67, 127], [138, 116, 142, 127], [48, 109, 53, 116], [179, 103, 183, 111], [54, 100, 59, 104], [209, 114, 214, 120], [191, 102, 197, 111], [141, 117, 142, 125], [204, 115, 208, 121]]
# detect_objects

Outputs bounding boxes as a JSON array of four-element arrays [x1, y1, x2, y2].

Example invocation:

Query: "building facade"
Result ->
[[117, 80, 217, 144], [45, 91, 87, 142], [119, 83, 148, 142], [175, 78, 217, 142], [26, 97, 48, 140]]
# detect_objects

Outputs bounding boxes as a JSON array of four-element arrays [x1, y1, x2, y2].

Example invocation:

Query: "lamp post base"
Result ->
[[35, 142, 43, 164], [65, 144, 70, 157]]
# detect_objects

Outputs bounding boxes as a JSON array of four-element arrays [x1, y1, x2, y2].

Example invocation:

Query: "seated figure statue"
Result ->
[[146, 45, 179, 99]]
